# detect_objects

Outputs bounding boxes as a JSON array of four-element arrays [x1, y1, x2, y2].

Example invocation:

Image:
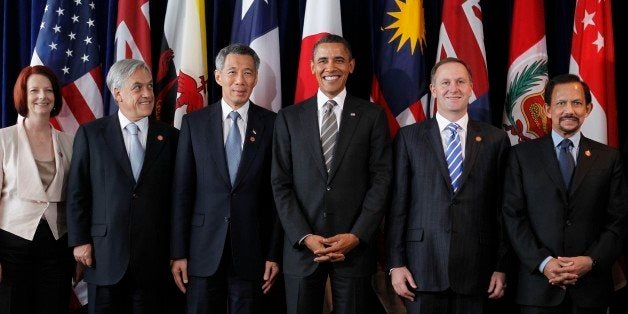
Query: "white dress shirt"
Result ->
[[118, 111, 149, 157], [221, 100, 249, 149], [435, 111, 469, 158], [317, 88, 347, 135]]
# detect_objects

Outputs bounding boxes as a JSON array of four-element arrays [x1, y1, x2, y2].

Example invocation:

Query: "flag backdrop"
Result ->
[[30, 0, 104, 134], [371, 0, 429, 137], [231, 0, 282, 112], [433, 0, 490, 122], [157, 0, 208, 129], [294, 0, 342, 103], [502, 0, 549, 145], [569, 0, 617, 147]]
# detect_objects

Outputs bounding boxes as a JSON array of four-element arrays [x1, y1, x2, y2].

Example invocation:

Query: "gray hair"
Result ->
[[106, 59, 152, 92], [215, 44, 260, 71]]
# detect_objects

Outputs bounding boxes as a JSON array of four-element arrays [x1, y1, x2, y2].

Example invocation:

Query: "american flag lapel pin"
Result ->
[[350, 112, 356, 117]]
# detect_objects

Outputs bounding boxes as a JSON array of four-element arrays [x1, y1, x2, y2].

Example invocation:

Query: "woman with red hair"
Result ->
[[0, 65, 75, 313]]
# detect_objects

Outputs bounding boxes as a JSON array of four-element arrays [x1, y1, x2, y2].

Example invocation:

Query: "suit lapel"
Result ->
[[300, 99, 327, 180], [538, 136, 568, 201], [425, 119, 452, 192], [101, 115, 134, 183], [459, 121, 481, 191], [569, 136, 597, 197], [136, 119, 166, 186], [204, 103, 231, 187], [327, 96, 361, 183], [233, 104, 264, 189]]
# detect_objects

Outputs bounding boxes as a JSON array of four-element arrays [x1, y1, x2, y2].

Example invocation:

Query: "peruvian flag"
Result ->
[[293, 0, 342, 103], [502, 0, 549, 145], [433, 0, 490, 122], [569, 0, 617, 147]]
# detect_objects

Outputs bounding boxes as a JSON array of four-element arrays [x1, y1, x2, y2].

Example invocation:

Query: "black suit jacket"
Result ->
[[503, 135, 628, 307], [272, 94, 392, 277], [386, 118, 511, 295], [170, 102, 282, 280], [67, 115, 179, 286]]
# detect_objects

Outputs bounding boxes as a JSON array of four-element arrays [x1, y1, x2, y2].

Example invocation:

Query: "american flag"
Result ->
[[31, 0, 104, 134]]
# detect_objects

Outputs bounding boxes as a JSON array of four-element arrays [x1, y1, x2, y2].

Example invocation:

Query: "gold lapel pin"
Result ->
[[585, 150, 591, 157], [475, 136, 482, 142], [250, 137, 256, 142], [157, 135, 164, 141]]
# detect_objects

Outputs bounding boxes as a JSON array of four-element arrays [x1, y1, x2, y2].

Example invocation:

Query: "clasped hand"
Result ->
[[543, 256, 593, 288], [304, 233, 359, 263]]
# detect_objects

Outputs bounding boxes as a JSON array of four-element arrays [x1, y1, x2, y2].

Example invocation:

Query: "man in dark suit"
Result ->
[[272, 34, 392, 314], [170, 44, 282, 314], [503, 73, 628, 313], [386, 57, 510, 314], [66, 59, 179, 313]]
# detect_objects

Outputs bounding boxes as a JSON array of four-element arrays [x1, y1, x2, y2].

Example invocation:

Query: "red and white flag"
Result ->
[[502, 0, 549, 144], [569, 0, 617, 147], [114, 0, 151, 66], [433, 0, 490, 122], [294, 0, 342, 103]]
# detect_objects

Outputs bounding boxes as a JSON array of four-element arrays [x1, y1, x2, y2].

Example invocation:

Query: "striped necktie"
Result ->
[[320, 100, 338, 173], [445, 123, 463, 192]]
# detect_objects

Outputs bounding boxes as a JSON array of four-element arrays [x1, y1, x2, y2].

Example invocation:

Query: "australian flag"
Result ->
[[231, 0, 282, 112], [31, 0, 104, 134], [371, 0, 430, 136]]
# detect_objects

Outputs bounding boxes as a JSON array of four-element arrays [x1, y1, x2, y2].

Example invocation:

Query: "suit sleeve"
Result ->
[[170, 116, 196, 259], [502, 146, 554, 273], [350, 108, 392, 244], [385, 129, 410, 269], [271, 110, 315, 247], [66, 125, 93, 247], [584, 153, 628, 269]]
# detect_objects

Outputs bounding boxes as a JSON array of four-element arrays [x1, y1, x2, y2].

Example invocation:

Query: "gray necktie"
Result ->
[[226, 111, 242, 185], [320, 100, 338, 173], [126, 123, 144, 181]]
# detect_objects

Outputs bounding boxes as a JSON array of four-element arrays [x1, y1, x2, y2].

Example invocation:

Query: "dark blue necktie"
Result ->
[[226, 111, 242, 185], [558, 138, 575, 190]]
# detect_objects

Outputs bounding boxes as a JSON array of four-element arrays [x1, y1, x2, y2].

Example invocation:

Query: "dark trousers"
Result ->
[[404, 289, 485, 314], [87, 270, 160, 314], [186, 234, 262, 314], [520, 293, 606, 314], [0, 222, 72, 314], [284, 263, 376, 314]]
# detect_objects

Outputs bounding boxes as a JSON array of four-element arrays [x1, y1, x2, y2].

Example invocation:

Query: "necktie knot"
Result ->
[[446, 123, 460, 137], [126, 122, 139, 135], [228, 111, 241, 122], [325, 100, 337, 113], [559, 138, 573, 150]]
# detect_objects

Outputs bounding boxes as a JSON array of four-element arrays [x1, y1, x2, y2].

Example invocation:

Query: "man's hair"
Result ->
[[544, 73, 592, 105], [215, 44, 260, 71], [311, 34, 353, 60], [106, 59, 152, 92], [430, 57, 473, 84]]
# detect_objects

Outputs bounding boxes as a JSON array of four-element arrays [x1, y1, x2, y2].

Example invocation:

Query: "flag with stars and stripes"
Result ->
[[231, 0, 282, 112], [569, 0, 617, 147], [30, 0, 104, 134]]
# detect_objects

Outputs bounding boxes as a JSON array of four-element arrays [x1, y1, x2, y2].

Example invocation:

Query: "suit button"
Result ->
[[132, 193, 139, 199], [323, 212, 327, 218], [224, 217, 231, 222], [445, 227, 451, 233], [565, 220, 572, 226], [326, 186, 331, 191]]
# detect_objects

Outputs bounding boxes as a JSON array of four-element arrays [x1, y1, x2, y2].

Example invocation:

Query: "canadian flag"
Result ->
[[569, 0, 617, 147], [293, 0, 342, 103]]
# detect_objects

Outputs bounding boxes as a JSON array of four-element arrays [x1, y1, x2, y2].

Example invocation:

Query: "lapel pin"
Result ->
[[475, 136, 482, 142], [350, 112, 356, 117], [58, 151, 63, 158], [252, 129, 257, 135], [250, 136, 256, 142], [585, 150, 591, 157], [157, 135, 164, 141]]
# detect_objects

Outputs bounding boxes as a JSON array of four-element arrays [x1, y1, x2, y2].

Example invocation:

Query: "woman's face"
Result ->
[[26, 74, 55, 118]]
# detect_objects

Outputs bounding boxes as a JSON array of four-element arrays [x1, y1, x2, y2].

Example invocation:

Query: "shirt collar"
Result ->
[[118, 110, 149, 134], [317, 88, 347, 111], [551, 130, 581, 148], [221, 99, 250, 123], [435, 111, 469, 133]]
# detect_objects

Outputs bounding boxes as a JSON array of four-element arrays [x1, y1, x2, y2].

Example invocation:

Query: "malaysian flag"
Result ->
[[30, 0, 104, 134], [433, 0, 490, 122], [231, 0, 282, 112]]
